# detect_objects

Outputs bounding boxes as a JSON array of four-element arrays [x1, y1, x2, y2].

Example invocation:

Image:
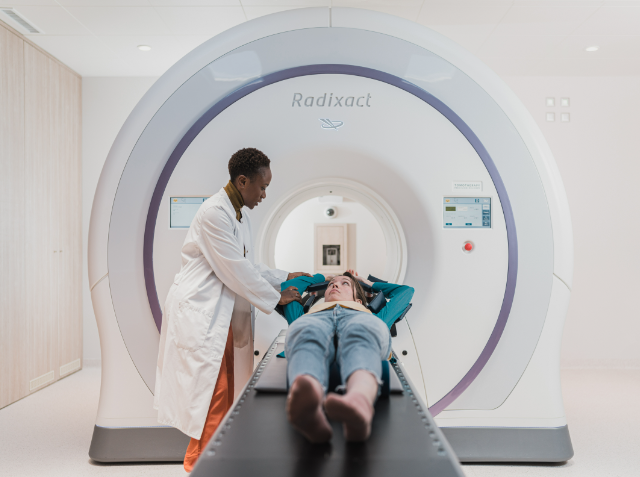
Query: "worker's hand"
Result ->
[[287, 272, 313, 281], [279, 286, 303, 306], [323, 274, 336, 282]]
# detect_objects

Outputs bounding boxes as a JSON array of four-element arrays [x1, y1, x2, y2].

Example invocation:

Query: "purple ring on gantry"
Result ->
[[142, 64, 518, 416]]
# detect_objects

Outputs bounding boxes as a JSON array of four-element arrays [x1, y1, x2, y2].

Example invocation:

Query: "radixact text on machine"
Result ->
[[292, 93, 372, 107]]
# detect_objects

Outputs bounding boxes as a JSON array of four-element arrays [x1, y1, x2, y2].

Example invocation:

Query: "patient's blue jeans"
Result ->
[[285, 305, 392, 392]]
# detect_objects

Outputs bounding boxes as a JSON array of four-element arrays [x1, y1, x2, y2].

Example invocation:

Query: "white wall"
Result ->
[[274, 198, 387, 278], [502, 76, 640, 368], [81, 75, 640, 368], [82, 77, 158, 363]]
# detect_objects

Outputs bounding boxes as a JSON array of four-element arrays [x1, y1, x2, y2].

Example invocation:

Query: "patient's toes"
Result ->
[[324, 392, 374, 442], [287, 375, 332, 443]]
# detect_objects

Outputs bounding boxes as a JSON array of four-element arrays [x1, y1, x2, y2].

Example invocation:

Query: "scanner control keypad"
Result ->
[[443, 197, 491, 229]]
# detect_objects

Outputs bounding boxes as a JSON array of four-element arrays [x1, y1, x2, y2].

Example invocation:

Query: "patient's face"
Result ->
[[325, 276, 362, 304]]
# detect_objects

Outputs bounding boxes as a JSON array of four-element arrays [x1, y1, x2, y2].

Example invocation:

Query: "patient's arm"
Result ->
[[281, 273, 326, 325], [346, 270, 414, 329], [371, 282, 415, 329]]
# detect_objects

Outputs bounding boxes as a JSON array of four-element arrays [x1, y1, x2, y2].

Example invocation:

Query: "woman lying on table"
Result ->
[[279, 270, 414, 444]]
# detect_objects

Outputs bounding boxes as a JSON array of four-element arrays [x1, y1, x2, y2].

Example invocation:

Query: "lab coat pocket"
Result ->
[[172, 301, 214, 352]]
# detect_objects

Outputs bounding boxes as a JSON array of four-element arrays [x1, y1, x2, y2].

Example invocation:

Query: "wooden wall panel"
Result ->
[[57, 67, 83, 375], [1, 20, 81, 407], [24, 43, 58, 392], [49, 59, 62, 382], [0, 25, 27, 409]]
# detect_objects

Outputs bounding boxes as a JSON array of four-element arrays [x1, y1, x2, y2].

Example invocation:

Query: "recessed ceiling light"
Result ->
[[138, 45, 151, 51], [585, 46, 598, 52]]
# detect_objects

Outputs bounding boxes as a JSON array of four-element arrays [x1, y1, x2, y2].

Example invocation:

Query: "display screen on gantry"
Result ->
[[170, 197, 208, 228], [443, 197, 491, 228]]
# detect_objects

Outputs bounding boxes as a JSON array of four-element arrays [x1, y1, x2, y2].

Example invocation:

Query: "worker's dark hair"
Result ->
[[342, 272, 368, 305], [228, 148, 271, 182]]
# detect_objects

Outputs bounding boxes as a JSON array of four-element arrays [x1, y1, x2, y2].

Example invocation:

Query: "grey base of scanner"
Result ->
[[191, 331, 464, 477]]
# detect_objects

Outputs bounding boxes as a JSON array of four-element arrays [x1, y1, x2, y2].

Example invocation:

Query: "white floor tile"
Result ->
[[0, 367, 637, 476]]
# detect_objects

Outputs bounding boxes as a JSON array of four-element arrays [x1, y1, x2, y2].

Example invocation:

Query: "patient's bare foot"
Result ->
[[324, 392, 374, 442], [287, 375, 332, 443]]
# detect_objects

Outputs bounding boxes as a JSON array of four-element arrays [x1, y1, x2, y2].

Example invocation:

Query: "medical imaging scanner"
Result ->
[[87, 7, 575, 469]]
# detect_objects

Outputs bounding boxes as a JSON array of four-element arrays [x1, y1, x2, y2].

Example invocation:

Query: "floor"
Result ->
[[0, 366, 638, 477]]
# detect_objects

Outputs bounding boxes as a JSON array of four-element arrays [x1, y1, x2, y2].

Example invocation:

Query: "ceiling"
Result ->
[[3, 0, 640, 77]]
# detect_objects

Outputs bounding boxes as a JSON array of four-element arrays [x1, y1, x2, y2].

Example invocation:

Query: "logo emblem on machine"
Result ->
[[319, 119, 344, 131]]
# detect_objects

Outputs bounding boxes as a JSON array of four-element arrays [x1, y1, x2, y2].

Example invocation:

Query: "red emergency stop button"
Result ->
[[464, 243, 473, 251]]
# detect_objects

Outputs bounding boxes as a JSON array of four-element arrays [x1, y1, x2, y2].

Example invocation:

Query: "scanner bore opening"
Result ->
[[274, 195, 387, 278], [256, 178, 407, 285]]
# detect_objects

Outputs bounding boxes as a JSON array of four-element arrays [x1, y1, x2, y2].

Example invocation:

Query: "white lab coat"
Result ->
[[154, 188, 287, 439]]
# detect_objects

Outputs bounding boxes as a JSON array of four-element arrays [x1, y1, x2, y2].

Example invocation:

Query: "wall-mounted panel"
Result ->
[[25, 43, 58, 391], [314, 223, 348, 274], [0, 25, 27, 409], [58, 67, 83, 376]]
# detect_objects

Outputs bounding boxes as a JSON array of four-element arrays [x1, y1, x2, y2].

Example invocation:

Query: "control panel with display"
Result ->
[[443, 197, 491, 228], [170, 197, 208, 228]]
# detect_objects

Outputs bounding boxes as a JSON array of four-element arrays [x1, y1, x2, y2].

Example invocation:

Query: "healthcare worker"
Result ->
[[154, 148, 308, 472]]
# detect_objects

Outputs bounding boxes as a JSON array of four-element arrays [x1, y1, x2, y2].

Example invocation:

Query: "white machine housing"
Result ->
[[88, 7, 573, 462]]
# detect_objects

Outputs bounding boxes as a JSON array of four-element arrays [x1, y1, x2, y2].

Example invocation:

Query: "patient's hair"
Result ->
[[228, 148, 271, 182], [342, 272, 368, 305]]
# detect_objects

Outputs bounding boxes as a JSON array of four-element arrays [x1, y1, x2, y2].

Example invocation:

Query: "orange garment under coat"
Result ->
[[184, 325, 235, 473]]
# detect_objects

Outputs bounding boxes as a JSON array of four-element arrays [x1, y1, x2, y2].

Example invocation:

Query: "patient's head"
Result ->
[[325, 272, 367, 305]]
